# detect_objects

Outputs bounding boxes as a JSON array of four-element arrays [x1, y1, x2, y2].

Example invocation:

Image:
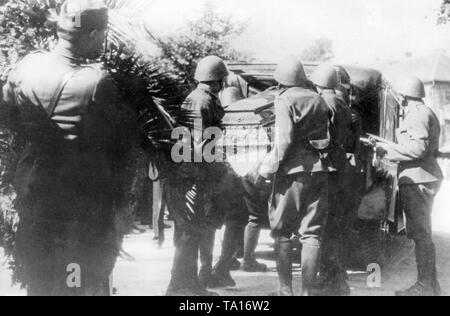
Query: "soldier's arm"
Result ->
[[93, 73, 140, 205], [259, 97, 293, 177], [350, 111, 363, 153], [383, 109, 429, 162], [200, 97, 225, 128], [198, 96, 224, 151]]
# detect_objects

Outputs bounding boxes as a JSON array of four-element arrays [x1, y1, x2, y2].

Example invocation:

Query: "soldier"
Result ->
[[209, 87, 247, 288], [219, 86, 268, 274], [375, 76, 443, 296], [256, 57, 331, 296], [310, 64, 354, 296], [336, 68, 365, 275], [335, 66, 352, 105], [0, 0, 137, 296], [166, 56, 228, 296]]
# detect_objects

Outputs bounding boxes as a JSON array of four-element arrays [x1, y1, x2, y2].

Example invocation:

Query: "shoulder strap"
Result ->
[[46, 68, 82, 117], [276, 87, 289, 97]]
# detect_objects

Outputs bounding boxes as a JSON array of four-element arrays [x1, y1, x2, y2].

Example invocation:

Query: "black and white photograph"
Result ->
[[1, 0, 450, 299]]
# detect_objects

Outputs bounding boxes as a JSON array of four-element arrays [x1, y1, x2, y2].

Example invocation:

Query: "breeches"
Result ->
[[269, 172, 329, 246]]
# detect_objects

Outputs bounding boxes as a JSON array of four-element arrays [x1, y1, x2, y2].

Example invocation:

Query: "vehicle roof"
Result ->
[[228, 63, 383, 91]]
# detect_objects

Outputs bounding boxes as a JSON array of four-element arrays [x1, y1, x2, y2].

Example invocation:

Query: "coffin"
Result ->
[[222, 64, 387, 177]]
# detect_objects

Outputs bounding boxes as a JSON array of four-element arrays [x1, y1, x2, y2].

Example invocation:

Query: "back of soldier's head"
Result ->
[[57, 0, 109, 42], [195, 56, 229, 83], [274, 57, 307, 87], [310, 64, 338, 90]]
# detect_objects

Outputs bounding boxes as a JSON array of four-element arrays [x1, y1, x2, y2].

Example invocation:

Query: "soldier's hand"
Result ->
[[243, 171, 266, 187], [375, 144, 388, 158], [367, 136, 378, 148]]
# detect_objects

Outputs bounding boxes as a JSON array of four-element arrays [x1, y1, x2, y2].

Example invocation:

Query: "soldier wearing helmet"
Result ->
[[335, 66, 352, 105], [256, 57, 331, 296], [335, 66, 365, 293], [1, 0, 137, 295], [310, 64, 354, 296], [166, 56, 228, 296], [375, 75, 443, 296]]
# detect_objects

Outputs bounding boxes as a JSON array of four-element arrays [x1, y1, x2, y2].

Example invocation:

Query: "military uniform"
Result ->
[[1, 43, 135, 296], [381, 100, 443, 294], [342, 107, 365, 263], [319, 89, 354, 293], [259, 85, 331, 296], [166, 83, 225, 295]]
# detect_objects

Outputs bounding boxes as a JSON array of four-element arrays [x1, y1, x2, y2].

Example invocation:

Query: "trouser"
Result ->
[[16, 204, 117, 296], [168, 226, 216, 291], [341, 171, 365, 265], [152, 179, 167, 242], [199, 229, 216, 282], [214, 220, 246, 272], [136, 170, 152, 225], [270, 172, 328, 244], [320, 172, 347, 283], [400, 182, 441, 286], [166, 180, 215, 292], [243, 221, 262, 264], [237, 174, 271, 262], [168, 228, 202, 291], [269, 172, 328, 295]]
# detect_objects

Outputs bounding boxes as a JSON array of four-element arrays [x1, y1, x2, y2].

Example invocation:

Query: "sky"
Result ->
[[144, 0, 449, 67]]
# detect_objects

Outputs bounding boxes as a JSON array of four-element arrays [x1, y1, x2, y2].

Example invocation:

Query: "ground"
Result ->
[[1, 180, 450, 296]]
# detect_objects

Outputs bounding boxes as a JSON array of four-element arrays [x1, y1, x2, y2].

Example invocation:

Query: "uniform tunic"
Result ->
[[259, 87, 331, 244], [382, 100, 443, 285], [1, 44, 135, 296], [382, 101, 443, 242], [320, 89, 353, 172]]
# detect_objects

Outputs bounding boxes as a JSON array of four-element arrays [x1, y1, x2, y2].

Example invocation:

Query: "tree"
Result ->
[[438, 0, 450, 24], [0, 0, 63, 77], [150, 3, 252, 96], [300, 36, 334, 62]]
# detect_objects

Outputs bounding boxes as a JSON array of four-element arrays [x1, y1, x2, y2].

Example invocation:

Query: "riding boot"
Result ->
[[242, 223, 267, 272], [274, 238, 293, 296], [301, 244, 321, 296]]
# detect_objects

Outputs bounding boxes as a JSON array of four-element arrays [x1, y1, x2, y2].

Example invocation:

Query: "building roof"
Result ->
[[382, 51, 450, 84]]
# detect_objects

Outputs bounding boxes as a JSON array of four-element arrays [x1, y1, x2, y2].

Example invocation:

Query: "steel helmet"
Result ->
[[274, 57, 307, 87], [393, 75, 426, 99], [335, 85, 350, 104], [58, 0, 108, 33], [310, 64, 338, 89], [194, 56, 229, 82], [336, 66, 351, 90], [220, 87, 243, 107]]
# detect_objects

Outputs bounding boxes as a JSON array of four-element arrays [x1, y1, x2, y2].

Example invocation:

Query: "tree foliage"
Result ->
[[151, 3, 251, 96], [0, 0, 63, 77], [438, 0, 450, 24], [300, 36, 334, 62]]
